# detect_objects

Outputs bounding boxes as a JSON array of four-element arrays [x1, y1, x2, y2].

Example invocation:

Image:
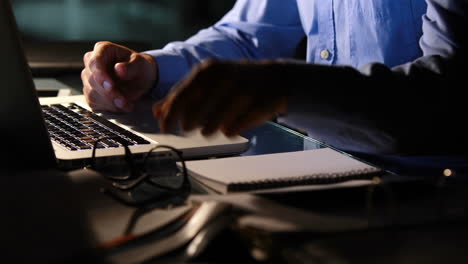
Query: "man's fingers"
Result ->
[[153, 60, 287, 136], [176, 63, 231, 132], [82, 42, 139, 112], [81, 68, 107, 98], [155, 70, 207, 132], [85, 41, 133, 90], [84, 54, 113, 90], [152, 100, 164, 120], [92, 41, 132, 64], [178, 86, 211, 131], [82, 67, 131, 112], [85, 89, 118, 112], [200, 95, 252, 136], [113, 96, 134, 112], [82, 67, 133, 113], [83, 51, 92, 65], [83, 79, 120, 112], [115, 53, 145, 81], [221, 99, 284, 137], [153, 97, 183, 133]]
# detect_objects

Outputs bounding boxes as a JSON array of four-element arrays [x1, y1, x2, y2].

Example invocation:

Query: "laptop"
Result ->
[[0, 0, 249, 170]]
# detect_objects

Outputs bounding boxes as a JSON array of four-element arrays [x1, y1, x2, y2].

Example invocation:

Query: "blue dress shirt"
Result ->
[[145, 0, 427, 99], [143, 0, 468, 173], [275, 0, 468, 173]]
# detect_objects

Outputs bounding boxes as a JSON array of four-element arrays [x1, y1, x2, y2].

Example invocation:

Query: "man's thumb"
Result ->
[[114, 55, 141, 81]]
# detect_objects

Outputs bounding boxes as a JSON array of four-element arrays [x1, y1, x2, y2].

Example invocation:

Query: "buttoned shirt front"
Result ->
[[146, 0, 427, 98]]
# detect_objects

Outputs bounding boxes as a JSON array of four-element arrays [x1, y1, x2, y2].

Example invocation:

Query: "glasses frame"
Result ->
[[89, 137, 190, 207]]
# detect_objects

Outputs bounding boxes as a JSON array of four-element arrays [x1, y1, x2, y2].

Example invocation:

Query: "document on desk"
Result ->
[[180, 148, 383, 194]]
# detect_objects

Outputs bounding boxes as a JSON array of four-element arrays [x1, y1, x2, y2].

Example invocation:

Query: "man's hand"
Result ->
[[153, 60, 288, 137], [82, 41, 157, 112]]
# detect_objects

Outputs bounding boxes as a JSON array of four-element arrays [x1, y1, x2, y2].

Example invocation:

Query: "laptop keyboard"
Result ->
[[42, 103, 151, 151]]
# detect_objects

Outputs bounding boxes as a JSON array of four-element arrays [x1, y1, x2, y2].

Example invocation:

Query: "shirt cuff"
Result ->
[[143, 49, 191, 100]]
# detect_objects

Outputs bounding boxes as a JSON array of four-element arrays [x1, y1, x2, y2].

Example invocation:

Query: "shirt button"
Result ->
[[320, 49, 330, 60]]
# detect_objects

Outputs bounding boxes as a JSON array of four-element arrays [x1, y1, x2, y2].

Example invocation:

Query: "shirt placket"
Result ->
[[316, 0, 335, 64]]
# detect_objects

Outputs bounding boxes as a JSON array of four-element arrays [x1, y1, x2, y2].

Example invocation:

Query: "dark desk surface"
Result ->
[[29, 77, 468, 264]]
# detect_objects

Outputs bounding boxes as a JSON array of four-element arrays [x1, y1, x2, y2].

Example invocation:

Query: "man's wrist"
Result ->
[[141, 53, 159, 92]]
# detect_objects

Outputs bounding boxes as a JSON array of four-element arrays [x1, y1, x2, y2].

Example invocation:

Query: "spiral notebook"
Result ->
[[181, 148, 384, 194]]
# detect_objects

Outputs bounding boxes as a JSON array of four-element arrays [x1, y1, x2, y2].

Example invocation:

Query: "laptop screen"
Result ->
[[0, 0, 57, 170]]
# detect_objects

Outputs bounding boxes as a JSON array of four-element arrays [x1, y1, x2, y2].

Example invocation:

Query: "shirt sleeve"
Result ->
[[420, 0, 468, 57], [144, 0, 305, 99], [282, 0, 468, 156]]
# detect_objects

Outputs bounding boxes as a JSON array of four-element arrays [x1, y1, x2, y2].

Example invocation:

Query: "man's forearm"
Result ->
[[145, 0, 304, 99]]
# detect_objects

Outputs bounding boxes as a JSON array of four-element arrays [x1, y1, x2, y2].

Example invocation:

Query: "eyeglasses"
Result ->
[[89, 137, 190, 207]]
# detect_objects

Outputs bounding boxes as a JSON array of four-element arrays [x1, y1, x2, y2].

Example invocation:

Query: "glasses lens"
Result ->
[[143, 148, 186, 190]]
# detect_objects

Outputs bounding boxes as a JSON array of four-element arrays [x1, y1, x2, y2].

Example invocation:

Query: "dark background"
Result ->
[[11, 0, 236, 50]]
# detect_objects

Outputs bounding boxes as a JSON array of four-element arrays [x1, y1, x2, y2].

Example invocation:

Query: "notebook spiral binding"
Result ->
[[227, 168, 383, 192]]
